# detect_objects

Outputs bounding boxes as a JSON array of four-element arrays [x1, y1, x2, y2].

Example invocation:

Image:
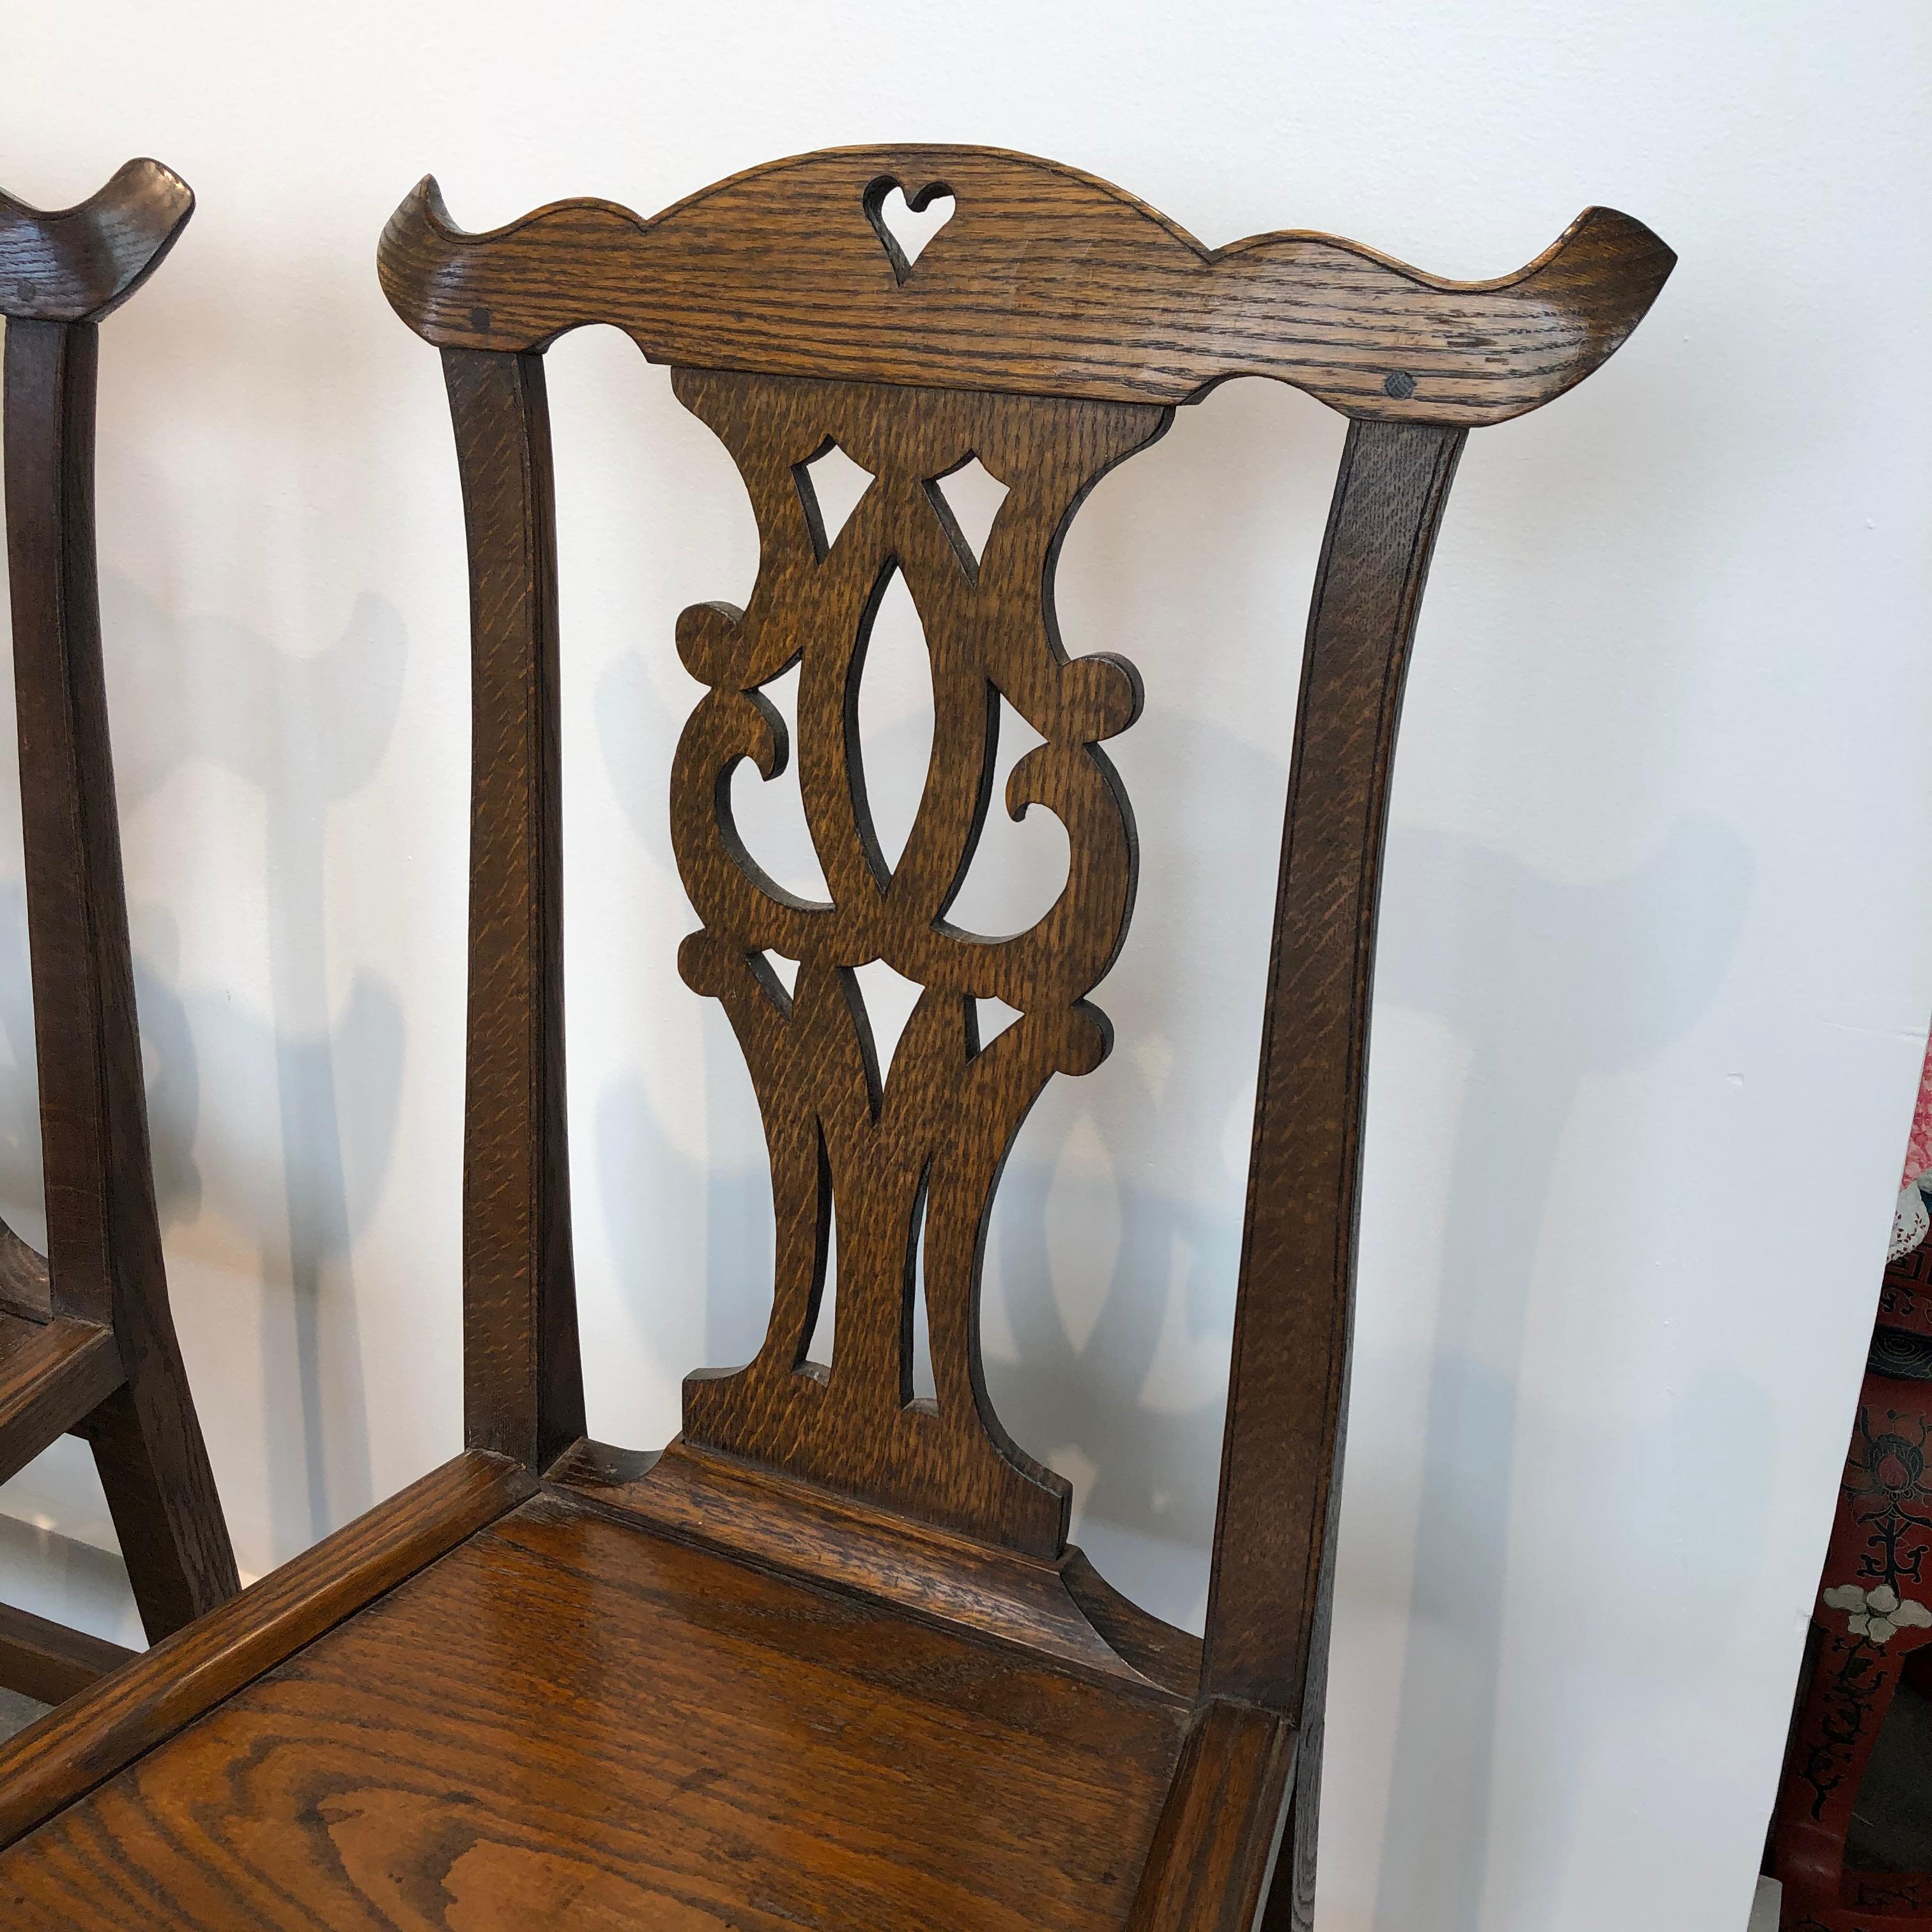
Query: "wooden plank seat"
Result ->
[[2, 1475, 1197, 1931], [0, 145, 1671, 1928], [0, 159, 238, 1710]]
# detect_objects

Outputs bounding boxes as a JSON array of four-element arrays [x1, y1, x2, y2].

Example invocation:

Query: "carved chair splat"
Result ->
[[0, 146, 1671, 1931], [0, 161, 239, 1710]]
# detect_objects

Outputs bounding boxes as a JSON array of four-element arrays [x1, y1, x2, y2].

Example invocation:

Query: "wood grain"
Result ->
[[1208, 419, 1466, 1928], [0, 1221, 52, 1324], [556, 1436, 1202, 1696], [0, 1313, 121, 1482], [0, 1604, 133, 1708], [0, 160, 193, 324], [1129, 1700, 1297, 1932], [670, 368, 1165, 1554], [0, 1450, 533, 1851], [445, 348, 585, 1473], [375, 145, 1666, 1927], [0, 1491, 1188, 1931], [1206, 420, 1465, 1729], [379, 146, 1673, 425]]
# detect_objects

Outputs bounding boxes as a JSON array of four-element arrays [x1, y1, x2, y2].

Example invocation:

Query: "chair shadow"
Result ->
[[0, 571, 410, 1570], [1365, 814, 1754, 1932], [102, 572, 411, 1555]]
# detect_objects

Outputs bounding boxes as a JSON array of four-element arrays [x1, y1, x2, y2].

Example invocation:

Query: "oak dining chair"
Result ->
[[0, 160, 238, 1710], [0, 146, 1671, 1930]]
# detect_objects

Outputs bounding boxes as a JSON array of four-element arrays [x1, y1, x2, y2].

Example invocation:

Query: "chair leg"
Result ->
[[1259, 1705, 1321, 1932], [80, 1333, 238, 1644]]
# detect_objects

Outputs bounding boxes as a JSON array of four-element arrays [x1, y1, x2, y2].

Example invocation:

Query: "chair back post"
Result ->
[[4, 316, 124, 1328], [441, 344, 585, 1473], [1, 158, 192, 1339], [1213, 417, 1465, 1932]]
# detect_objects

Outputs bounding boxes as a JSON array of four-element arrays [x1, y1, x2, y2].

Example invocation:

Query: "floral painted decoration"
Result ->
[[1821, 1581, 1932, 1645]]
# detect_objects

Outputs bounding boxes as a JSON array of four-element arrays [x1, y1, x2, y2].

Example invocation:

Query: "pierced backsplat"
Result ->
[[671, 367, 1168, 1556]]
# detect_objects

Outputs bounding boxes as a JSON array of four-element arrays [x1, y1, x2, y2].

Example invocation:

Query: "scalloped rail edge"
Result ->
[[0, 159, 195, 323], [378, 143, 1673, 423]]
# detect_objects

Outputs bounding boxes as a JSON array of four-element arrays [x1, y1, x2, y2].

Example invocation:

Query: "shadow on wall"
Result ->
[[583, 625, 1754, 1706], [0, 574, 410, 1565], [0, 886, 201, 1232], [1365, 813, 1754, 1932], [979, 701, 1298, 1606]]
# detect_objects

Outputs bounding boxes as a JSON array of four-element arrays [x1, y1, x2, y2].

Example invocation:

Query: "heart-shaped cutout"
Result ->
[[864, 177, 956, 283]]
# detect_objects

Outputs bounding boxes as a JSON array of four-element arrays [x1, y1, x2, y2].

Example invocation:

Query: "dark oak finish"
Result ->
[[445, 347, 586, 1474], [0, 1450, 530, 1844], [2, 1491, 1187, 1930], [0, 1222, 52, 1323], [0, 146, 1671, 1929], [555, 1435, 1200, 1694], [378, 146, 1672, 425], [0, 162, 238, 1692], [0, 160, 194, 325], [0, 1602, 132, 1708], [0, 1313, 123, 1476], [670, 367, 1166, 1556], [1131, 1700, 1298, 1932]]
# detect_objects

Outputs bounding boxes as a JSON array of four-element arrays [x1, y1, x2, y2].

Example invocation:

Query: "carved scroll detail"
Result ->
[[671, 369, 1168, 1556]]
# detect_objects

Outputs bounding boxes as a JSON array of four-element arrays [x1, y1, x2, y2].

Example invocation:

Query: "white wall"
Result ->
[[1, 4, 1928, 1927]]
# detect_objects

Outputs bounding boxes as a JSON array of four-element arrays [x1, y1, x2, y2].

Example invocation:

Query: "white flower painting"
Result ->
[[1823, 1583, 1932, 1645]]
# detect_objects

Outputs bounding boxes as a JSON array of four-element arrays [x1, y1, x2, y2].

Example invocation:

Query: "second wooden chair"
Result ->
[[0, 160, 238, 1710]]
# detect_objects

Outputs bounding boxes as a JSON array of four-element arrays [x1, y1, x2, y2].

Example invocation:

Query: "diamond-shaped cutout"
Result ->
[[925, 456, 1010, 580], [852, 958, 925, 1083], [793, 441, 875, 559]]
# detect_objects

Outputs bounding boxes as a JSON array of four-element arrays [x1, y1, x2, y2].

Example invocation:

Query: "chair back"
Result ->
[[378, 141, 1671, 1740]]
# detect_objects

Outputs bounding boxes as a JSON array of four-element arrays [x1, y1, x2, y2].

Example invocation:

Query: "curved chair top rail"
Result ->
[[379, 143, 1673, 425], [0, 158, 194, 325]]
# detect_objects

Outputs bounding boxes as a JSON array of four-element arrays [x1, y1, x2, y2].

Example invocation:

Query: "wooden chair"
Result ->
[[0, 161, 239, 1708], [0, 147, 1671, 1929]]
